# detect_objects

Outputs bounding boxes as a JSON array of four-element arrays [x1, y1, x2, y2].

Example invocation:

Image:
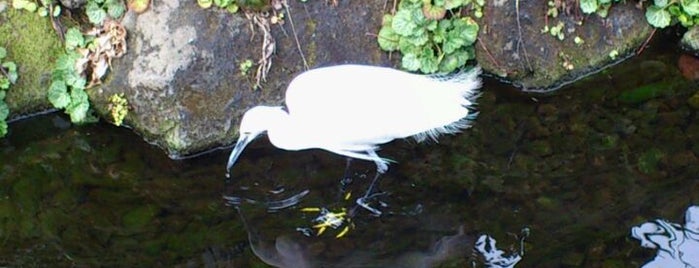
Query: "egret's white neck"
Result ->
[[260, 108, 315, 151]]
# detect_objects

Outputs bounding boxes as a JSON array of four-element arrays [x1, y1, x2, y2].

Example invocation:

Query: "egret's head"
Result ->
[[226, 106, 285, 177]]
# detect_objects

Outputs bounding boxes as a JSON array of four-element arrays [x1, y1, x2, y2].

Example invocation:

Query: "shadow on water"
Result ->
[[1, 34, 699, 266]]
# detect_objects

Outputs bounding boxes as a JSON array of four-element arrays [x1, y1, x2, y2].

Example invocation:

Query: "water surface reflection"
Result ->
[[1, 42, 698, 266]]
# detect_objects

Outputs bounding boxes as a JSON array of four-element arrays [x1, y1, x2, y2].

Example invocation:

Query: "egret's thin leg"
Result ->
[[356, 171, 384, 216], [355, 151, 387, 215], [363, 171, 382, 199], [338, 158, 353, 200]]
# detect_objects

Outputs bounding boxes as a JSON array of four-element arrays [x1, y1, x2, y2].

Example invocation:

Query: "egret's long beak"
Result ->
[[226, 133, 255, 178]]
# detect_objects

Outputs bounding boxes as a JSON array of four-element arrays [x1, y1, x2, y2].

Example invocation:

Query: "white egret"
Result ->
[[226, 64, 481, 214]]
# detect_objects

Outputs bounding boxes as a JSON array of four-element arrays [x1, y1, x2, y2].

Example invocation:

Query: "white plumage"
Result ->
[[226, 64, 481, 177]]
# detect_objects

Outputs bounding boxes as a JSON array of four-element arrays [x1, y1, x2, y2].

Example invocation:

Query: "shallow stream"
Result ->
[[1, 36, 698, 267]]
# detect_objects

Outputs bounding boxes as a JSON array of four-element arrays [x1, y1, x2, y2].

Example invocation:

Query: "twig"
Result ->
[[49, 4, 65, 43], [478, 37, 505, 74], [636, 28, 656, 55], [247, 12, 275, 89], [283, 0, 309, 71], [515, 0, 533, 72]]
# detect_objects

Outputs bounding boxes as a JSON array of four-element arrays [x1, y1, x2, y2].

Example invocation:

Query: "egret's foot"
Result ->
[[355, 192, 388, 216], [337, 158, 354, 200], [356, 197, 381, 215]]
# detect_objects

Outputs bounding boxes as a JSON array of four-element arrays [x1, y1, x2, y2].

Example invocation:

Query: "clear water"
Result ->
[[1, 37, 698, 267]]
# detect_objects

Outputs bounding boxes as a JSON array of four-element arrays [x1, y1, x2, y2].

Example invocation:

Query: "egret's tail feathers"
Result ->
[[413, 66, 481, 143], [412, 117, 476, 143], [428, 66, 481, 85]]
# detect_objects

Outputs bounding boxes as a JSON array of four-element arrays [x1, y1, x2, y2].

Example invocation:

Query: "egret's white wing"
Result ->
[[284, 65, 480, 148]]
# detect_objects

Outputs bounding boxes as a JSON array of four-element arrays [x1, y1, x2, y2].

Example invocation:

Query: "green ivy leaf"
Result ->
[[0, 121, 6, 137], [406, 31, 429, 46], [48, 80, 70, 109], [398, 37, 421, 55], [0, 78, 9, 90], [679, 13, 694, 27], [401, 53, 421, 71], [0, 96, 7, 136], [392, 9, 417, 36], [443, 18, 478, 53], [580, 0, 598, 14], [654, 0, 668, 7], [66, 73, 86, 90], [377, 26, 400, 51], [381, 14, 393, 27], [56, 54, 74, 71], [399, 0, 421, 9], [86, 1, 107, 25], [444, 0, 468, 9], [646, 5, 672, 28], [226, 4, 239, 13], [454, 17, 479, 45], [419, 48, 439, 73], [38, 6, 48, 16], [682, 0, 699, 16], [423, 4, 446, 20], [53, 5, 62, 17], [65, 28, 85, 50], [66, 87, 90, 123], [439, 50, 468, 73], [106, 0, 125, 18], [442, 35, 464, 54], [432, 20, 451, 43], [14, 0, 38, 12], [669, 4, 683, 16], [0, 47, 6, 59], [426, 20, 438, 31]]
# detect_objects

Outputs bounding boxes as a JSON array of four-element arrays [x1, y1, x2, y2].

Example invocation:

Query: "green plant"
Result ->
[[12, 0, 61, 17], [645, 0, 699, 28], [579, 0, 620, 18], [0, 47, 18, 137], [86, 0, 126, 25], [377, 0, 481, 74], [48, 28, 96, 124], [48, 51, 95, 124], [197, 0, 239, 13], [108, 93, 128, 126], [239, 59, 253, 75]]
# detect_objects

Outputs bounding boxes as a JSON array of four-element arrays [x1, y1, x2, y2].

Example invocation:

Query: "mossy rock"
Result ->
[[0, 7, 62, 118]]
